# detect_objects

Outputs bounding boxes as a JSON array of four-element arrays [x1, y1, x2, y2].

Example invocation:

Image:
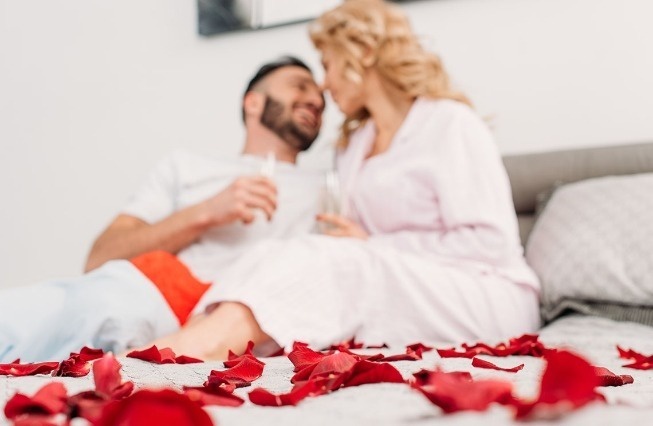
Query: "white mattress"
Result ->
[[3, 315, 653, 425]]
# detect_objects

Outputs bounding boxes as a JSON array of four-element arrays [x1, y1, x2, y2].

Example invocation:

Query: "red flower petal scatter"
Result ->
[[594, 367, 634, 387], [0, 360, 59, 377], [437, 334, 553, 358], [95, 389, 213, 426], [511, 350, 604, 419], [223, 340, 265, 368], [412, 369, 513, 413], [184, 383, 245, 407], [126, 345, 204, 364], [471, 357, 524, 373], [92, 354, 134, 400], [52, 347, 105, 378], [206, 356, 265, 388], [617, 346, 653, 370], [4, 382, 68, 420], [248, 380, 322, 407]]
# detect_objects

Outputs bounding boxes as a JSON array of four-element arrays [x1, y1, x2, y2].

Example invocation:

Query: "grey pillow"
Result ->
[[525, 173, 653, 321]]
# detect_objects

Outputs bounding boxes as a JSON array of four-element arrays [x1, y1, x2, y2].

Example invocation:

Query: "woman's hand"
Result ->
[[316, 213, 369, 239]]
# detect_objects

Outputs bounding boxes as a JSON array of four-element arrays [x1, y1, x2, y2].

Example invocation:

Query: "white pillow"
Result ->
[[526, 173, 653, 319]]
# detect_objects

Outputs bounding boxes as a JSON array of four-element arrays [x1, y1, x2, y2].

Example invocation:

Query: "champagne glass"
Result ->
[[318, 169, 343, 233]]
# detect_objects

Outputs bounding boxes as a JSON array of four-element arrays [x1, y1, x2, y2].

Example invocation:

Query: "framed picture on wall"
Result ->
[[198, 0, 421, 36]]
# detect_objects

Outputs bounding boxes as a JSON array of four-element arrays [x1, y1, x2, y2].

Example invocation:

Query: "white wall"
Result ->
[[1, 0, 652, 289]]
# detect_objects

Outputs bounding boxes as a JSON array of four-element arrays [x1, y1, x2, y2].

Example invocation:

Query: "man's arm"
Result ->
[[84, 176, 277, 272]]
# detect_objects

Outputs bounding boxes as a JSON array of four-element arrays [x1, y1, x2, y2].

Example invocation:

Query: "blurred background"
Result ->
[[1, 0, 652, 289]]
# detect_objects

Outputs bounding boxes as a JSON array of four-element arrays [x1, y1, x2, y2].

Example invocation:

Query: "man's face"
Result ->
[[258, 66, 325, 152]]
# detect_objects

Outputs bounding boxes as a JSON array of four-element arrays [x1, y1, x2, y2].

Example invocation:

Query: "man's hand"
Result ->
[[201, 176, 278, 226], [316, 213, 368, 239]]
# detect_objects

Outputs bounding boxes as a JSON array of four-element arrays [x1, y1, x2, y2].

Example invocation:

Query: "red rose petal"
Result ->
[[206, 356, 264, 388], [616, 346, 653, 370], [95, 389, 213, 426], [512, 350, 603, 419], [287, 342, 325, 372], [414, 370, 513, 413], [127, 345, 177, 364], [412, 368, 472, 386], [93, 354, 134, 400], [76, 347, 105, 362], [437, 334, 554, 359], [407, 343, 434, 354], [184, 384, 245, 407], [342, 360, 405, 387], [67, 390, 107, 423], [472, 357, 524, 373], [312, 352, 357, 374], [248, 380, 322, 407], [0, 361, 59, 377], [4, 383, 68, 420], [175, 355, 204, 364], [52, 355, 91, 378], [329, 337, 364, 351], [223, 341, 264, 368], [594, 367, 634, 387]]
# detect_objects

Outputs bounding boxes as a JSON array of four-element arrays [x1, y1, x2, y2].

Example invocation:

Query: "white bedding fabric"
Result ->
[[2, 315, 653, 425]]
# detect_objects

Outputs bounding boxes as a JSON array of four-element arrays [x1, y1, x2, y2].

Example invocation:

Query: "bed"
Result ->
[[2, 142, 653, 425]]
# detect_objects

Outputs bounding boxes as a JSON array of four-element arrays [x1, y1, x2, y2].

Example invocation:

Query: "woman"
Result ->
[[151, 0, 540, 359]]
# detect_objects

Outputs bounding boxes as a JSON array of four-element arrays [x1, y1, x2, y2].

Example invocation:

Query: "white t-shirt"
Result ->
[[121, 150, 322, 283]]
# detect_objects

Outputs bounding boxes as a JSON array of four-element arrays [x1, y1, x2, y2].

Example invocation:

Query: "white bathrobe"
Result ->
[[194, 98, 541, 349]]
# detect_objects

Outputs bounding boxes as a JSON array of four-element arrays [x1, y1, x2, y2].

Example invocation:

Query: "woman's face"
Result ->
[[320, 46, 365, 118]]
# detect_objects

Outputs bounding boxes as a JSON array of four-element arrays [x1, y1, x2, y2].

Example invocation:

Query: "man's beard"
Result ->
[[260, 96, 319, 152]]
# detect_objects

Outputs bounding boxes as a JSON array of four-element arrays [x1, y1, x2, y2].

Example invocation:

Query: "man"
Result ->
[[0, 56, 325, 363]]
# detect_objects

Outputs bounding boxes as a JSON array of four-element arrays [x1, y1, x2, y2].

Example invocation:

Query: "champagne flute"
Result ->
[[318, 169, 343, 233]]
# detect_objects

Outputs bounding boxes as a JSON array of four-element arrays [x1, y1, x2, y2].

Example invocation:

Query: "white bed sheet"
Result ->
[[2, 315, 653, 425]]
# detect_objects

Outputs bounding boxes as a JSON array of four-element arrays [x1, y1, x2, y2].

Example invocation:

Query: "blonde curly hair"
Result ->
[[310, 0, 470, 148]]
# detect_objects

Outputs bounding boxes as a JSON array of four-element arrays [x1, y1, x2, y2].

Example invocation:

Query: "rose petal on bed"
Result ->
[[67, 390, 107, 423], [4, 383, 69, 420], [184, 384, 245, 407], [206, 356, 265, 388], [616, 346, 653, 369], [379, 348, 423, 362], [93, 354, 134, 400], [438, 334, 554, 359], [52, 355, 91, 378], [126, 345, 177, 364], [594, 367, 635, 386], [248, 380, 322, 407], [223, 341, 264, 368], [329, 337, 364, 351], [412, 369, 472, 386], [95, 389, 213, 426], [76, 346, 105, 362], [436, 347, 475, 358], [413, 370, 513, 413], [175, 355, 204, 364], [288, 342, 326, 372], [0, 361, 60, 377], [310, 352, 358, 379], [472, 357, 525, 373], [512, 350, 603, 419], [342, 360, 405, 387]]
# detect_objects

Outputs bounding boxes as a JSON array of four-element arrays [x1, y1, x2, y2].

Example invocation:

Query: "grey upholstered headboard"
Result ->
[[502, 141, 653, 244]]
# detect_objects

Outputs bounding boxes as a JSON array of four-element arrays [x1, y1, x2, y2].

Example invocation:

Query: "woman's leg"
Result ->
[[147, 302, 272, 360]]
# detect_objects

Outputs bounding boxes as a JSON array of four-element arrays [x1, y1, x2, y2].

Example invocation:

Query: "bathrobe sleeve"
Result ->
[[367, 104, 522, 266]]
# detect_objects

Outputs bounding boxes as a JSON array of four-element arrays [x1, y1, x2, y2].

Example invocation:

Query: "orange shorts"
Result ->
[[130, 251, 209, 325]]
